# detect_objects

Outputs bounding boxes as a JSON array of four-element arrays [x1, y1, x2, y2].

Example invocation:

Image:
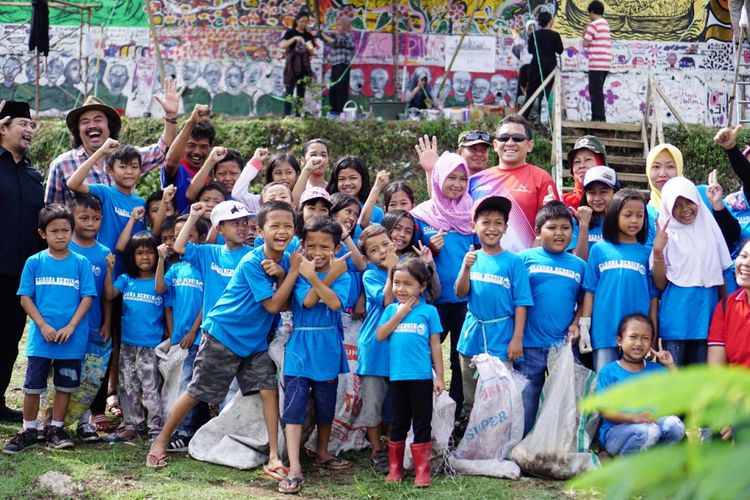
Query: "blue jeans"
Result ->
[[176, 345, 199, 437], [515, 347, 549, 437], [593, 348, 619, 372], [604, 416, 685, 456], [661, 340, 707, 367]]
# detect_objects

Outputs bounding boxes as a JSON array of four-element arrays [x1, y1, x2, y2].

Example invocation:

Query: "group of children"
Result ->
[[5, 111, 744, 492]]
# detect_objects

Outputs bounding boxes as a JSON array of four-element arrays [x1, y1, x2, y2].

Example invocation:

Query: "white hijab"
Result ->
[[651, 177, 731, 287]]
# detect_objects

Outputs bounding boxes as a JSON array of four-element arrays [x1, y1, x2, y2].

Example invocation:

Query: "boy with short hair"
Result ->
[[517, 201, 586, 436], [67, 193, 114, 441], [4, 205, 96, 454], [356, 224, 398, 474], [454, 196, 533, 424], [147, 200, 301, 471], [155, 215, 205, 451], [280, 216, 351, 494]]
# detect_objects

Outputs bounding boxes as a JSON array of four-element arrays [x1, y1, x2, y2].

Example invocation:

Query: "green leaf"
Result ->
[[375, 11, 392, 31], [352, 16, 365, 31]]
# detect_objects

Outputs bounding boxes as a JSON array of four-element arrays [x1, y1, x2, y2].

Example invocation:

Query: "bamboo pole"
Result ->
[[34, 51, 40, 117], [729, 25, 746, 126], [517, 69, 556, 116], [436, 0, 481, 101], [144, 0, 166, 84]]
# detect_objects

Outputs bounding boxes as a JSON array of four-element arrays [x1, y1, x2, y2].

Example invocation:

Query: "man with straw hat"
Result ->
[[44, 78, 183, 205]]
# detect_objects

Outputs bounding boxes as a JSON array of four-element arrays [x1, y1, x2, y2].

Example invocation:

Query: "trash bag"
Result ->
[[63, 336, 112, 426], [305, 313, 368, 455], [403, 390, 456, 470], [510, 341, 600, 479], [155, 340, 188, 415], [448, 456, 521, 479], [452, 354, 525, 465]]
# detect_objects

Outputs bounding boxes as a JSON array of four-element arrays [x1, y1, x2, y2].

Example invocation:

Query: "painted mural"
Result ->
[[0, 0, 743, 124]]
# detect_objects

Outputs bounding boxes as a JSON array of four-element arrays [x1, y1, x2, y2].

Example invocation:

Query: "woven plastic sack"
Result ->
[[63, 336, 112, 426], [403, 390, 456, 470], [155, 340, 188, 414]]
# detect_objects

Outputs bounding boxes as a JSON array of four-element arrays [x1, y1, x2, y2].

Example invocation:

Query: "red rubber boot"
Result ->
[[410, 441, 432, 487], [385, 440, 405, 483]]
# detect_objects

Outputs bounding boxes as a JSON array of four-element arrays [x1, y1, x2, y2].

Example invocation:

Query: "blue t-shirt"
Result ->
[[88, 184, 146, 262], [597, 360, 665, 446], [379, 301, 443, 381], [658, 283, 718, 341], [415, 218, 475, 304], [202, 246, 290, 358], [254, 235, 301, 254], [182, 242, 251, 315], [164, 261, 204, 345], [724, 190, 750, 257], [69, 240, 111, 337], [335, 244, 363, 311], [457, 250, 533, 358], [520, 247, 586, 348], [645, 204, 657, 249], [357, 266, 393, 377], [161, 160, 194, 215], [583, 241, 658, 350], [18, 250, 97, 359], [285, 271, 351, 381], [567, 218, 603, 252], [113, 274, 166, 348]]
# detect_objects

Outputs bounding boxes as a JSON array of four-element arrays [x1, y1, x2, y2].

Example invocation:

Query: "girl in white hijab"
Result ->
[[650, 176, 732, 366]]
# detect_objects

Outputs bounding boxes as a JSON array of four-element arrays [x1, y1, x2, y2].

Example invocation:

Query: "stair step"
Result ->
[[562, 120, 642, 133], [562, 136, 644, 149], [606, 155, 646, 166]]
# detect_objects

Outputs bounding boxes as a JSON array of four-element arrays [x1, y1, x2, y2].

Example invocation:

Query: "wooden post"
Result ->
[[729, 25, 746, 126], [653, 80, 687, 129], [391, 0, 399, 99], [34, 51, 40, 118], [552, 68, 563, 193], [643, 75, 652, 131], [144, 0, 166, 84]]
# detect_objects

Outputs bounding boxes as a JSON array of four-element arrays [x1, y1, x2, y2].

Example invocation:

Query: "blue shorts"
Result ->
[[24, 356, 82, 394], [281, 375, 338, 426]]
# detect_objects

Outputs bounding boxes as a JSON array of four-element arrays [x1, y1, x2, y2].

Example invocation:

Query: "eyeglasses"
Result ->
[[460, 131, 491, 143], [496, 133, 527, 143]]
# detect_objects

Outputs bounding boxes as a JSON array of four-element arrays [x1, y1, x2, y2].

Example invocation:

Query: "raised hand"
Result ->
[[105, 253, 116, 270], [650, 338, 675, 367], [162, 184, 177, 203], [706, 169, 725, 211], [373, 170, 390, 192], [99, 137, 120, 155], [397, 296, 418, 316], [412, 241, 434, 265], [157, 243, 169, 260], [130, 206, 145, 221], [298, 255, 316, 279], [0, 100, 8, 127], [575, 205, 593, 228], [462, 244, 477, 269], [303, 155, 324, 173], [713, 124, 742, 150], [208, 146, 228, 164], [153, 77, 184, 116], [289, 248, 303, 272], [189, 202, 205, 219], [429, 229, 446, 252], [189, 104, 211, 122], [384, 245, 399, 270], [543, 185, 556, 205], [653, 218, 670, 255], [252, 147, 270, 163], [415, 135, 439, 173], [329, 251, 350, 277]]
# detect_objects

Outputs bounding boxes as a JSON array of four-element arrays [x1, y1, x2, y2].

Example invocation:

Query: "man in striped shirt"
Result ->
[[583, 1, 611, 122]]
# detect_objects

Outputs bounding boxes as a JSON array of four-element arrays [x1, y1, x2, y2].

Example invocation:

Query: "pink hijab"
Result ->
[[411, 152, 474, 235]]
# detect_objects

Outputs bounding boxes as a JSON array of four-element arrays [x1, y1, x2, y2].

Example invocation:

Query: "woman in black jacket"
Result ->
[[523, 10, 563, 121]]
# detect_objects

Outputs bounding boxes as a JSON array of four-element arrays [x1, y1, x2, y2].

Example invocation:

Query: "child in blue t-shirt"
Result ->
[[68, 193, 114, 441], [455, 196, 533, 423], [280, 216, 352, 493], [377, 258, 445, 488], [597, 314, 684, 456], [518, 202, 586, 436], [580, 189, 660, 371], [569, 166, 619, 261], [156, 215, 207, 450], [650, 177, 731, 366], [104, 231, 166, 441], [148, 201, 300, 475], [5, 205, 96, 454], [356, 224, 399, 473]]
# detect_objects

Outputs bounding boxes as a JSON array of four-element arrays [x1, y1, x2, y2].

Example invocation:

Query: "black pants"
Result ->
[[390, 379, 433, 443], [523, 65, 555, 120], [589, 70, 608, 122], [0, 273, 27, 403], [437, 301, 467, 419], [329, 64, 350, 114], [283, 79, 307, 116]]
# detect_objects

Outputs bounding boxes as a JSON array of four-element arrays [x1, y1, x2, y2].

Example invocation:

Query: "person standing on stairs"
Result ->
[[583, 1, 611, 122], [523, 10, 563, 124]]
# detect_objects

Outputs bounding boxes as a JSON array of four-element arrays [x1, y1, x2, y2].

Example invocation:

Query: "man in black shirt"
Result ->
[[0, 101, 44, 421]]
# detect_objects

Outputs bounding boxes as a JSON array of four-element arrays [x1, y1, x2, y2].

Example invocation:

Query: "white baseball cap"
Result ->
[[210, 200, 252, 227], [583, 166, 618, 189]]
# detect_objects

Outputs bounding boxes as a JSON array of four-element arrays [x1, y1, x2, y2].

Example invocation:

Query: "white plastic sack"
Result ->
[[155, 340, 189, 414], [453, 354, 525, 462], [510, 342, 601, 479], [404, 390, 456, 470], [305, 313, 368, 455], [448, 456, 521, 479]]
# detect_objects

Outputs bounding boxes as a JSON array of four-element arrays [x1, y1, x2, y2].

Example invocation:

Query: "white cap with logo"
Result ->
[[210, 200, 252, 227]]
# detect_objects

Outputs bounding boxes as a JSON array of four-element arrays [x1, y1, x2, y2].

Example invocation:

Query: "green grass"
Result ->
[[1, 334, 566, 499]]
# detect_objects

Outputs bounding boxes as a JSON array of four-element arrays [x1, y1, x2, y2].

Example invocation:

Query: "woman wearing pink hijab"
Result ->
[[411, 152, 475, 418]]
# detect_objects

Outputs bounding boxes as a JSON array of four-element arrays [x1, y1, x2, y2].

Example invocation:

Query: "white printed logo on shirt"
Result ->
[[470, 271, 511, 289], [210, 262, 235, 278], [599, 259, 646, 275], [395, 322, 427, 336], [114, 206, 131, 218], [527, 264, 581, 283], [123, 291, 163, 306], [35, 277, 80, 289]]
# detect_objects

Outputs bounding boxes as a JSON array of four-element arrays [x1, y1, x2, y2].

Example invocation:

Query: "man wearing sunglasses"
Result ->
[[0, 101, 45, 421], [457, 130, 492, 176], [469, 114, 558, 252]]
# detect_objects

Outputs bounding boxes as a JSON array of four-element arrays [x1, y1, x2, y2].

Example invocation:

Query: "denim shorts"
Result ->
[[281, 375, 338, 426], [24, 356, 82, 394]]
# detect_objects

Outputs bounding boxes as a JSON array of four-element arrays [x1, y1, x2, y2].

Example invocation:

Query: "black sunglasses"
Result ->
[[461, 131, 491, 142], [496, 133, 528, 143]]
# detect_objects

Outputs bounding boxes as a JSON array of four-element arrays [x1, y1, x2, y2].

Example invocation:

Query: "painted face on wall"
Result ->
[[245, 63, 261, 88], [453, 72, 471, 99], [370, 68, 389, 98], [2, 57, 21, 83], [489, 74, 507, 102], [203, 63, 222, 88], [63, 59, 80, 85], [182, 61, 200, 86], [350, 68, 365, 94], [88, 59, 107, 83], [46, 58, 64, 85], [471, 78, 490, 104], [108, 64, 129, 93], [271, 66, 285, 96], [432, 76, 451, 101], [225, 65, 243, 91], [508, 78, 518, 100]]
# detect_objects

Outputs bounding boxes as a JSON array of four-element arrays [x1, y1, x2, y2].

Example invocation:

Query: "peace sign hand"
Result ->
[[650, 339, 675, 367]]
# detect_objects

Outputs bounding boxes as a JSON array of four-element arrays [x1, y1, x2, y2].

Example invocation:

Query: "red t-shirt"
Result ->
[[708, 288, 750, 368]]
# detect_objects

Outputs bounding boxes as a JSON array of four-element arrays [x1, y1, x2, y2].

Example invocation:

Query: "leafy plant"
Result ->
[[568, 365, 750, 499]]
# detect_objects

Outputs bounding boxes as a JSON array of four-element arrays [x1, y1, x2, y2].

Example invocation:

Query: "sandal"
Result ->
[[106, 394, 122, 418], [314, 455, 350, 470], [89, 413, 113, 432], [278, 477, 304, 494], [103, 429, 139, 443], [369, 450, 389, 474], [146, 452, 167, 468], [263, 464, 289, 481]]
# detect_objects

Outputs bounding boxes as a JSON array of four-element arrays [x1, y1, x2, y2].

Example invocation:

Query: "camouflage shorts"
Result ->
[[187, 332, 277, 405]]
